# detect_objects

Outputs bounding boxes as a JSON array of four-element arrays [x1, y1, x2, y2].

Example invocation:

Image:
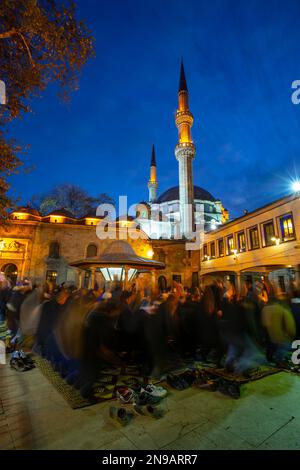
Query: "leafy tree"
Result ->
[[30, 183, 115, 218], [0, 0, 94, 217]]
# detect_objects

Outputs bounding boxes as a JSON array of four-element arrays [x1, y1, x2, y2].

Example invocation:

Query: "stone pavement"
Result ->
[[1, 361, 300, 450]]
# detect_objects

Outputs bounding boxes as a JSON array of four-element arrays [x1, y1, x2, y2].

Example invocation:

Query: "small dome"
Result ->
[[46, 208, 74, 218], [156, 185, 216, 204], [14, 206, 40, 216], [82, 211, 102, 219], [103, 241, 136, 257]]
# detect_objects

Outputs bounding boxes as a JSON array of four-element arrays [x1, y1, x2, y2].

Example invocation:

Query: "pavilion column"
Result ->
[[124, 267, 128, 290], [90, 267, 96, 289], [151, 270, 156, 297], [78, 270, 83, 289]]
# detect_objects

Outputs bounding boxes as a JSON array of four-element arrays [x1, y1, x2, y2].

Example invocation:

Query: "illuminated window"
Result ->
[[227, 235, 234, 255], [218, 238, 224, 257], [203, 244, 208, 258], [210, 242, 216, 258], [237, 231, 246, 252], [263, 221, 275, 246], [249, 227, 260, 249], [46, 270, 57, 283], [86, 244, 97, 258], [279, 214, 295, 240]]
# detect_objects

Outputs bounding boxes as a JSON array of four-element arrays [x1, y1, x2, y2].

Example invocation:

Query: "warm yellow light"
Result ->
[[50, 216, 65, 224], [13, 212, 27, 220], [85, 218, 99, 226], [147, 248, 154, 258]]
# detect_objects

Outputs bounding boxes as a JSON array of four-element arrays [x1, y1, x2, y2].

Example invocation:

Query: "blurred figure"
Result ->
[[289, 287, 300, 337], [117, 290, 139, 354], [54, 290, 95, 360], [18, 284, 47, 348], [198, 284, 223, 364], [6, 282, 32, 337], [0, 276, 11, 323], [161, 294, 181, 350], [262, 286, 296, 365], [35, 287, 71, 355], [218, 281, 248, 371]]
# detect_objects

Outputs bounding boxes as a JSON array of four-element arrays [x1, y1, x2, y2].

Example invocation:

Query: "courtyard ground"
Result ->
[[1, 361, 300, 450]]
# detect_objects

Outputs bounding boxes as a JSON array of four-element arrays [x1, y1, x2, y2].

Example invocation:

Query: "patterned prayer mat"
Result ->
[[34, 356, 96, 409], [34, 356, 147, 409], [201, 365, 280, 384]]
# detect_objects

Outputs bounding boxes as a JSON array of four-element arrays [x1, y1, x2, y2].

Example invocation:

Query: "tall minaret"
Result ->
[[175, 61, 195, 238], [148, 144, 158, 203]]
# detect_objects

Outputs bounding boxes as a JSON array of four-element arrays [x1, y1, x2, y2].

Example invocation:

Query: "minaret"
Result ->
[[148, 144, 158, 203], [175, 60, 195, 238]]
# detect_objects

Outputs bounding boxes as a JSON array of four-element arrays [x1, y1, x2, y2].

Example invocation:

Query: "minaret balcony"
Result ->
[[175, 142, 195, 160], [175, 110, 194, 127], [148, 180, 158, 188]]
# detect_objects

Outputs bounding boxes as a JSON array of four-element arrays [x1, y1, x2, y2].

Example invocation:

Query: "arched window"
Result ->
[[49, 241, 60, 259], [1, 263, 18, 284], [158, 275, 167, 292], [86, 244, 97, 258]]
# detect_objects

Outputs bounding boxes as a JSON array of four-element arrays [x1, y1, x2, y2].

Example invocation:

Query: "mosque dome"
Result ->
[[13, 206, 41, 216], [156, 185, 216, 204]]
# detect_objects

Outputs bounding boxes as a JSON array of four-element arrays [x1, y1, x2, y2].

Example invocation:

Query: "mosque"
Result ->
[[136, 62, 228, 240], [0, 63, 228, 290]]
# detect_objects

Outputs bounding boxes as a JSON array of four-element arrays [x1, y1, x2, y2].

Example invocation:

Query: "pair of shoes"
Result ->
[[134, 390, 161, 406], [133, 382, 168, 399], [167, 373, 190, 390], [134, 403, 166, 419], [109, 406, 134, 426], [180, 370, 196, 386], [10, 350, 35, 372], [216, 379, 240, 399]]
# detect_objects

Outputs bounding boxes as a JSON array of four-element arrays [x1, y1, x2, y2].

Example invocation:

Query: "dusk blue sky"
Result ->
[[8, 0, 300, 218]]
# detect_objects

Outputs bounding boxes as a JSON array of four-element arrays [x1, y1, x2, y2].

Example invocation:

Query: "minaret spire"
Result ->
[[150, 144, 156, 167], [175, 60, 195, 238], [148, 144, 158, 203], [178, 60, 188, 92]]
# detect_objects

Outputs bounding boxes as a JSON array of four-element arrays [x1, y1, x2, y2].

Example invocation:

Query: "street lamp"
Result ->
[[271, 237, 280, 246], [291, 180, 300, 193]]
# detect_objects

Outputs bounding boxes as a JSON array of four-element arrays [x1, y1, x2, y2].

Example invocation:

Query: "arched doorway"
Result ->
[[1, 263, 18, 284], [158, 275, 167, 292]]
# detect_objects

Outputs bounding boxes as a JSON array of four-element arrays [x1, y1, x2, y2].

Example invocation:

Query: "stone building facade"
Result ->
[[0, 208, 199, 291]]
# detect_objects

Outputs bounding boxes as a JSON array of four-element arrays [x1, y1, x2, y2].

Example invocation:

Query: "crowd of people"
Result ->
[[0, 273, 300, 398]]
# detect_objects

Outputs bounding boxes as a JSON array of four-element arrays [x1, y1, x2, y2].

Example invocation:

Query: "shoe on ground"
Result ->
[[10, 357, 27, 372], [134, 390, 161, 406], [132, 382, 167, 399], [116, 387, 136, 404], [134, 403, 166, 419], [142, 383, 168, 398], [109, 406, 133, 426], [167, 374, 189, 390]]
